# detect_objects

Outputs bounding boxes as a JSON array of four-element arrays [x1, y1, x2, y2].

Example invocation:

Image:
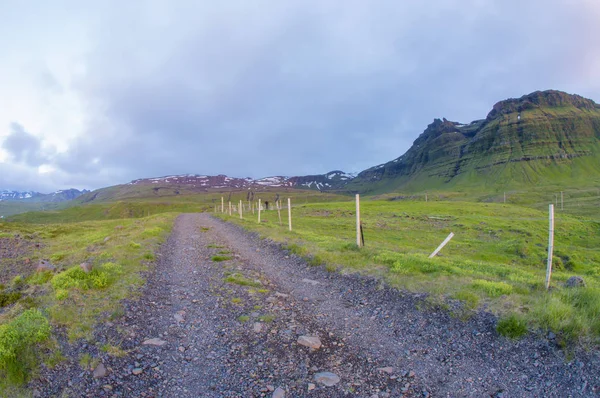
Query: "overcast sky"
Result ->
[[1, 0, 599, 192]]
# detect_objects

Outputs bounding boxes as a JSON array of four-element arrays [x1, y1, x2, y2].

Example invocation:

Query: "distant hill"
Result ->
[[0, 188, 89, 203], [348, 90, 600, 193], [76, 171, 355, 203]]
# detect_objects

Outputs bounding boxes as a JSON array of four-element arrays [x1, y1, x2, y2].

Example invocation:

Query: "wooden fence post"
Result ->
[[429, 232, 454, 258], [228, 201, 232, 216], [560, 191, 564, 211], [288, 198, 292, 231], [258, 199, 261, 223], [221, 197, 224, 213], [356, 194, 362, 247], [277, 201, 282, 226], [239, 200, 243, 219], [546, 204, 555, 289]]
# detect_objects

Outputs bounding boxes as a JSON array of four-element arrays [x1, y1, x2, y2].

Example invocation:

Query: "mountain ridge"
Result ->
[[12, 89, 600, 205], [0, 188, 90, 203], [347, 89, 600, 193]]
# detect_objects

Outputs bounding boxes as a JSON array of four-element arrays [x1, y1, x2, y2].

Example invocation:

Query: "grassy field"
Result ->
[[371, 184, 600, 221], [0, 202, 66, 218], [0, 213, 175, 393], [217, 199, 600, 345], [6, 189, 350, 223], [0, 186, 598, 392]]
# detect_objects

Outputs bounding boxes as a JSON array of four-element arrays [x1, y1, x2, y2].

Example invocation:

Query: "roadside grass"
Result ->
[[101, 343, 128, 357], [211, 255, 232, 262], [218, 200, 600, 345], [224, 273, 262, 288], [0, 213, 175, 389]]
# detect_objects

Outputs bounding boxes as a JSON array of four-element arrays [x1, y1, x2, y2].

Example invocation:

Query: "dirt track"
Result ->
[[31, 213, 599, 397]]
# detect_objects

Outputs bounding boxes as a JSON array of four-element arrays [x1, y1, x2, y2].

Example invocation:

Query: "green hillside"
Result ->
[[349, 90, 600, 194]]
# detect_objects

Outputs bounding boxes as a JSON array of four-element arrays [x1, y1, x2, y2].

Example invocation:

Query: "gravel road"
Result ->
[[31, 213, 599, 397]]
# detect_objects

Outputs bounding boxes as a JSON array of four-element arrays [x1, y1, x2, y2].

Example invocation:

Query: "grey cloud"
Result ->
[[3, 0, 600, 192], [2, 123, 53, 167]]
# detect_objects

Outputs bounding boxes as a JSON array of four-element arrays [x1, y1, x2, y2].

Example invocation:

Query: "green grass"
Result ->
[[224, 273, 262, 287], [497, 314, 528, 339], [259, 314, 276, 323], [211, 255, 232, 262], [218, 199, 600, 345], [101, 343, 127, 357], [6, 188, 349, 222], [0, 213, 175, 388]]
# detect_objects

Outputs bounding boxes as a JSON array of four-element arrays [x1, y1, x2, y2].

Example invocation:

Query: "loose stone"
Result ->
[[314, 372, 340, 386]]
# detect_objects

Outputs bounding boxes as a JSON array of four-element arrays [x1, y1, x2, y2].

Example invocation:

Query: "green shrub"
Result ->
[[50, 253, 66, 262], [0, 291, 22, 308], [0, 309, 51, 383], [11, 275, 25, 290], [497, 314, 528, 339], [129, 242, 141, 249], [28, 271, 53, 285], [55, 289, 69, 301], [51, 262, 122, 292], [471, 279, 513, 297]]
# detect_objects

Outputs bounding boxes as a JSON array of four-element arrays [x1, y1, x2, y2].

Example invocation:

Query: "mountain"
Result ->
[[0, 188, 89, 203], [0, 191, 40, 201], [76, 171, 355, 203], [348, 90, 600, 193], [127, 171, 354, 190]]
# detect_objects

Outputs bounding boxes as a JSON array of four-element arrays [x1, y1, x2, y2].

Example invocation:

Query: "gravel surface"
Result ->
[[30, 213, 599, 397], [0, 234, 41, 285]]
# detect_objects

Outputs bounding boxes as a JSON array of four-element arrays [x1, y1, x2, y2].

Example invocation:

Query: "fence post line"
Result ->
[[561, 191, 564, 210], [277, 201, 282, 226], [546, 204, 555, 290], [239, 200, 243, 219], [258, 199, 261, 223], [429, 232, 454, 258], [356, 194, 362, 247], [288, 198, 292, 231], [221, 197, 224, 213], [228, 201, 232, 216]]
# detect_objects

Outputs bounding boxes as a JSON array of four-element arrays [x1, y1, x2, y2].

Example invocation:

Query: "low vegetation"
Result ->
[[218, 199, 600, 345], [0, 213, 174, 390], [224, 272, 262, 287], [0, 309, 51, 384]]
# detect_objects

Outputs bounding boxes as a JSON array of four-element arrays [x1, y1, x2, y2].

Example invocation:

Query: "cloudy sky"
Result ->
[[1, 0, 599, 192]]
